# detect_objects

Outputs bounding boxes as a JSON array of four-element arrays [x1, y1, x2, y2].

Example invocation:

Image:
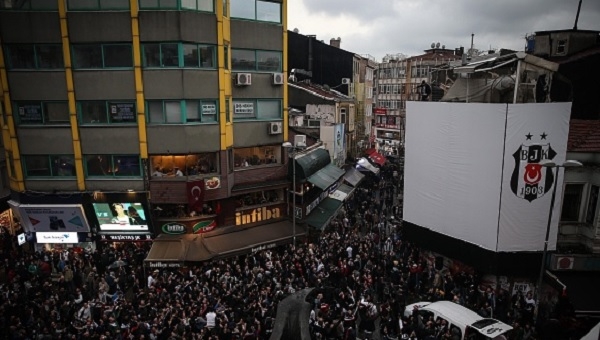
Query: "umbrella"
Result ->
[[108, 260, 128, 269]]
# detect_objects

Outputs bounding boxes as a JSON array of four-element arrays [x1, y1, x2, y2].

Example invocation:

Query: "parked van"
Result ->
[[404, 301, 512, 340]]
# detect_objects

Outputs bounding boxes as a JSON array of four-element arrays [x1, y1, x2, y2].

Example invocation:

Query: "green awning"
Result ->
[[344, 167, 365, 187], [292, 148, 331, 180], [307, 164, 344, 190], [321, 164, 345, 179], [337, 183, 354, 195], [304, 198, 343, 230]]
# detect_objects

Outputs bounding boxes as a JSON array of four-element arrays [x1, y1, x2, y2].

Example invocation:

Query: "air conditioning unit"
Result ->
[[272, 72, 284, 85], [269, 122, 282, 135], [341, 78, 351, 84], [235, 73, 252, 86], [294, 135, 307, 147]]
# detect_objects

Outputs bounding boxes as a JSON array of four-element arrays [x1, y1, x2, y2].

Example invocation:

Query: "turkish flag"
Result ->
[[187, 180, 205, 212]]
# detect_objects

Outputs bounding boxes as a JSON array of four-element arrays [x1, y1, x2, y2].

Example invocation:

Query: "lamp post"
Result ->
[[283, 141, 306, 248], [535, 159, 582, 326]]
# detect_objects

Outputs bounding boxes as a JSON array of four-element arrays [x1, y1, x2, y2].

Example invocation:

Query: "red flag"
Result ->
[[187, 180, 205, 212]]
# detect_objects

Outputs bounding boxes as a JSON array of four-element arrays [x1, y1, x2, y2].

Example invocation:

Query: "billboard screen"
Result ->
[[93, 202, 148, 231], [403, 102, 571, 252], [9, 202, 91, 233]]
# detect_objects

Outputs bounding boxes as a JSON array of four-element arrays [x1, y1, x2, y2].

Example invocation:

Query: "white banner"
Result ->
[[36, 232, 79, 244], [9, 202, 91, 233], [404, 102, 571, 252]]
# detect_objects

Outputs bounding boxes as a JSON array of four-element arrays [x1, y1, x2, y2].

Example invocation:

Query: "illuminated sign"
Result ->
[[93, 202, 148, 231], [36, 232, 78, 244], [17, 233, 26, 246], [161, 223, 186, 235], [148, 262, 182, 268], [236, 206, 281, 226]]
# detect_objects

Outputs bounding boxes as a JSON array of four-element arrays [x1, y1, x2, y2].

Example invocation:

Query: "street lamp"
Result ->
[[283, 141, 306, 248], [535, 159, 583, 326]]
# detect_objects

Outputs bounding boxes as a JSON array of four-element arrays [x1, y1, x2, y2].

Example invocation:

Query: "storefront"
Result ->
[[8, 201, 95, 252]]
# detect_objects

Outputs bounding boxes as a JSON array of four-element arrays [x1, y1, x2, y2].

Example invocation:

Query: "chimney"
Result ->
[[330, 37, 341, 48]]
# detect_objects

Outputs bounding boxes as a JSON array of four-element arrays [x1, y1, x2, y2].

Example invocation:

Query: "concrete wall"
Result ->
[[147, 125, 221, 153], [68, 12, 132, 42], [80, 127, 141, 154], [23, 180, 79, 192], [139, 11, 217, 43], [0, 12, 61, 43], [8, 72, 67, 100], [143, 70, 219, 99], [233, 121, 284, 147], [85, 179, 145, 192], [74, 71, 136, 100], [17, 128, 74, 154], [232, 73, 283, 98], [230, 21, 282, 50]]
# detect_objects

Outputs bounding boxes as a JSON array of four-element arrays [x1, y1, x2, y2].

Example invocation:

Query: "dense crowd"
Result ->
[[0, 161, 578, 340]]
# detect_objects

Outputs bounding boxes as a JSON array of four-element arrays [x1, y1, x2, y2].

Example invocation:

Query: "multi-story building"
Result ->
[[374, 46, 461, 152], [354, 54, 376, 151], [0, 0, 298, 260]]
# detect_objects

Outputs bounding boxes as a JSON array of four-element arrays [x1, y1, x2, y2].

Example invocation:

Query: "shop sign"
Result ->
[[100, 234, 151, 242], [251, 242, 277, 253], [36, 232, 78, 244], [306, 197, 321, 216], [192, 220, 217, 234], [148, 262, 182, 268], [109, 103, 136, 123], [234, 102, 254, 117], [161, 222, 187, 235], [17, 233, 26, 246], [236, 206, 281, 226], [10, 203, 90, 233], [373, 107, 387, 115], [204, 176, 221, 190]]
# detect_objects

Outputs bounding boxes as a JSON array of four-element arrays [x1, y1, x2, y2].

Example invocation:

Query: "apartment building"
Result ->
[[0, 0, 296, 258]]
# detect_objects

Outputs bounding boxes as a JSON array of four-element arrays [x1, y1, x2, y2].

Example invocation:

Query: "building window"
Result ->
[[147, 100, 218, 124], [142, 43, 216, 69], [232, 99, 281, 120], [222, 0, 227, 16], [561, 183, 584, 222], [78, 101, 137, 124], [223, 44, 229, 70], [340, 108, 347, 125], [225, 97, 231, 123], [150, 152, 219, 177], [556, 39, 567, 54], [72, 44, 133, 69], [231, 49, 282, 71], [230, 0, 281, 23], [85, 154, 141, 177], [0, 0, 57, 10], [234, 145, 281, 168], [586, 185, 599, 225], [5, 44, 63, 70], [139, 0, 214, 11], [67, 0, 129, 10], [234, 189, 282, 208], [14, 101, 69, 125], [23, 155, 76, 177]]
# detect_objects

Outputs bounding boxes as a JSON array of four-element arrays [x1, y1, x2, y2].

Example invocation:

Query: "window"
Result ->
[[0, 0, 57, 10], [234, 189, 282, 208], [586, 185, 599, 225], [231, 49, 281, 71], [233, 99, 281, 120], [234, 145, 281, 168], [147, 100, 218, 124], [72, 44, 133, 69], [79, 101, 137, 124], [340, 108, 347, 125], [150, 152, 218, 177], [15, 101, 69, 125], [142, 43, 216, 68], [139, 0, 214, 11], [230, 0, 280, 23], [85, 154, 141, 177], [225, 97, 231, 123], [222, 0, 227, 16], [561, 183, 584, 221], [556, 39, 567, 54], [224, 44, 229, 70], [5, 44, 63, 70], [23, 155, 76, 177], [67, 0, 129, 10]]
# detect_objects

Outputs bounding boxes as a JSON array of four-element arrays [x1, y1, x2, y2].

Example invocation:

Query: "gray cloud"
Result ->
[[290, 0, 600, 59]]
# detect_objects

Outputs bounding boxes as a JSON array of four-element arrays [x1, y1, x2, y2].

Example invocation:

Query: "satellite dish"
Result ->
[[436, 42, 441, 48], [293, 28, 299, 33], [431, 42, 435, 48]]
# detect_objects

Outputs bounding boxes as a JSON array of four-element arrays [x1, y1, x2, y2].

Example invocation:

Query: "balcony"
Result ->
[[557, 222, 598, 253]]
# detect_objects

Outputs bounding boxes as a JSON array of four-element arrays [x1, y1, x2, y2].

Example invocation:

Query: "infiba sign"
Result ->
[[161, 222, 186, 235], [236, 206, 280, 226]]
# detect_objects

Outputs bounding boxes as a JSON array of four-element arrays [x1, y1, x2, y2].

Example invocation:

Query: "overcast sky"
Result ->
[[287, 0, 600, 61]]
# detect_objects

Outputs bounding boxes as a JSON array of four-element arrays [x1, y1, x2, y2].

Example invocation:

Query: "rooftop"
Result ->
[[567, 119, 600, 152], [289, 81, 354, 102]]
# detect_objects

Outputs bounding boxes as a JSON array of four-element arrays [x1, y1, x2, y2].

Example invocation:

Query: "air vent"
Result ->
[[272, 72, 284, 85], [269, 122, 282, 134]]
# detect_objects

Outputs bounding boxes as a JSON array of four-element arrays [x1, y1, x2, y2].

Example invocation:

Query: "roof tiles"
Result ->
[[568, 119, 600, 152]]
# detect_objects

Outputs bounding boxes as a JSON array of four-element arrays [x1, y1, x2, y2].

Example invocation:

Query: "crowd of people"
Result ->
[[0, 161, 580, 340]]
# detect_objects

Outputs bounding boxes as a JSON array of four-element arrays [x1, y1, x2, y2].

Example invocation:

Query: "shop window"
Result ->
[[0, 0, 57, 10], [230, 0, 280, 23], [150, 152, 218, 178], [142, 43, 216, 68], [85, 154, 141, 177], [234, 189, 283, 208], [15, 101, 69, 125], [561, 183, 584, 222], [72, 44, 133, 69], [67, 0, 129, 10], [78, 101, 137, 124], [146, 99, 218, 124], [234, 145, 280, 169], [23, 155, 75, 178], [5, 44, 63, 70], [139, 0, 214, 11], [231, 49, 281, 72], [232, 99, 281, 120]]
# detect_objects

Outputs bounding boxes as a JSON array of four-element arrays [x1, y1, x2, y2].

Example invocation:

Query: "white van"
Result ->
[[403, 301, 512, 340]]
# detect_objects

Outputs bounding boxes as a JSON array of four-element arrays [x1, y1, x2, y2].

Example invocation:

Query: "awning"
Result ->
[[357, 158, 380, 174], [330, 183, 355, 202], [369, 152, 386, 166], [202, 220, 306, 260], [292, 148, 331, 180], [344, 167, 365, 187], [145, 235, 188, 264], [304, 198, 343, 230], [307, 164, 344, 190]]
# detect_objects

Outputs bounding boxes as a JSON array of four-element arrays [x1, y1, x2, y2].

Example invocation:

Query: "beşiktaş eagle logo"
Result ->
[[510, 132, 556, 202]]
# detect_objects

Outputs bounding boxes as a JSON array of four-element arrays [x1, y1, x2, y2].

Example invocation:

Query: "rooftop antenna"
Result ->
[[573, 0, 583, 30]]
